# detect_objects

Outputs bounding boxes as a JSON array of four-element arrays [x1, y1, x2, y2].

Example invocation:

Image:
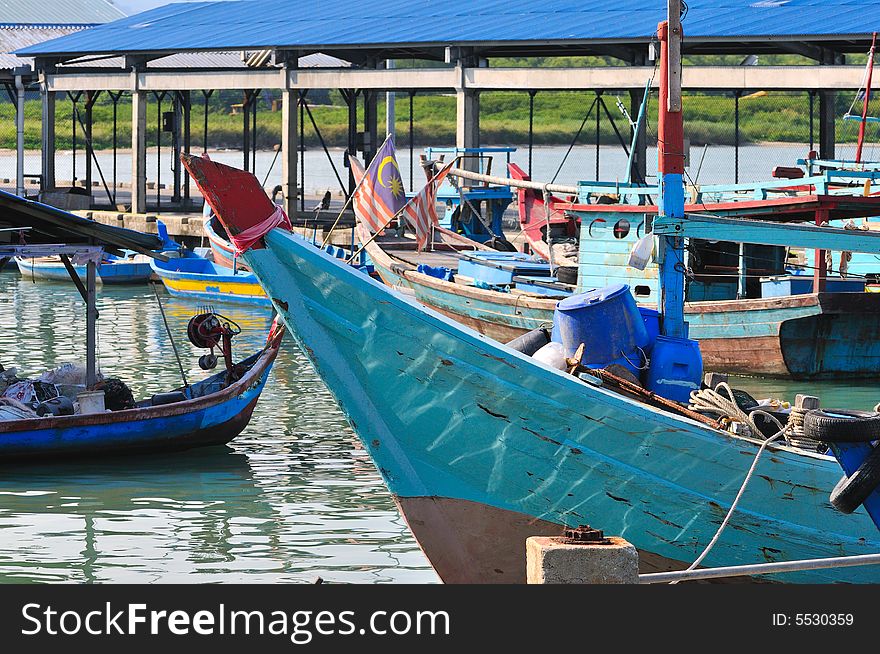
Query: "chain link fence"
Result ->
[[4, 84, 875, 209]]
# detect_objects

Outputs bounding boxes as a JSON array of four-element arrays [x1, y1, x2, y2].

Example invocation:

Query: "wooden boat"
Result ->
[[16, 250, 155, 285], [358, 190, 880, 378], [181, 144, 880, 583], [0, 317, 284, 461], [204, 213, 249, 271], [150, 252, 271, 307]]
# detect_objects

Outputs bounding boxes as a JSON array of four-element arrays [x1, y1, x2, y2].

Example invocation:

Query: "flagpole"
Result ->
[[345, 156, 461, 264], [319, 133, 393, 249]]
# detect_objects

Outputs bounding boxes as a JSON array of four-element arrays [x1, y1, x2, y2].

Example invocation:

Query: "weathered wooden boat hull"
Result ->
[[371, 252, 880, 379], [689, 293, 880, 379], [0, 330, 282, 461], [239, 228, 880, 583], [15, 257, 153, 285]]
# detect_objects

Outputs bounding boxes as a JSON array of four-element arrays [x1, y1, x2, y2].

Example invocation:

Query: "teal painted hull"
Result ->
[[242, 228, 880, 583]]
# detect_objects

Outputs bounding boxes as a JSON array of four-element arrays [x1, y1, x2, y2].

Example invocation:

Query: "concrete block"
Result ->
[[526, 536, 638, 584]]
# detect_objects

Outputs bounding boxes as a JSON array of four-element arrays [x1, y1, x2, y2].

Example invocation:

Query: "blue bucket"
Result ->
[[553, 284, 649, 375], [638, 307, 660, 354], [643, 335, 703, 403]]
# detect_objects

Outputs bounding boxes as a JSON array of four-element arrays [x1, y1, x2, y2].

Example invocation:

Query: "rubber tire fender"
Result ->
[[556, 266, 578, 285], [803, 408, 880, 444], [829, 445, 880, 514]]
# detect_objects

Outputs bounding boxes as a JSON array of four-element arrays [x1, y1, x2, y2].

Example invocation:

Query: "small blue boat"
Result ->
[[150, 253, 271, 307], [0, 320, 284, 461], [16, 250, 155, 285]]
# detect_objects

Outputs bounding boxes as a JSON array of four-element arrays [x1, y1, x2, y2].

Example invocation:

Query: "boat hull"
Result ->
[[371, 255, 880, 379], [0, 333, 282, 461], [150, 256, 271, 307], [15, 258, 153, 285], [241, 229, 880, 584]]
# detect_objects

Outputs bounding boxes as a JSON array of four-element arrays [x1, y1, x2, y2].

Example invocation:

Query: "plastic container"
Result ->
[[553, 284, 649, 375], [532, 341, 568, 371], [76, 390, 106, 415], [643, 335, 703, 403], [638, 307, 660, 354]]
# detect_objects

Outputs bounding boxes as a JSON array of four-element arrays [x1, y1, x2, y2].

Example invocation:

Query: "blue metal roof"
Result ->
[[17, 0, 880, 57]]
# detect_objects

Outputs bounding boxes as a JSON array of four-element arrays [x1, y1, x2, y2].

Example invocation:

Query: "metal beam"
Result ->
[[654, 213, 880, 254], [280, 81, 298, 215], [131, 89, 147, 213], [85, 259, 97, 389], [40, 84, 55, 192], [44, 64, 880, 93]]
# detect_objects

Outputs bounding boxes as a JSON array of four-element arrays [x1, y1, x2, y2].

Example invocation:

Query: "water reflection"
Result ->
[[0, 270, 436, 583]]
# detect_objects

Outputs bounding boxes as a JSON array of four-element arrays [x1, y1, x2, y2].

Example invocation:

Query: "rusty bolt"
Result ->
[[559, 525, 611, 545]]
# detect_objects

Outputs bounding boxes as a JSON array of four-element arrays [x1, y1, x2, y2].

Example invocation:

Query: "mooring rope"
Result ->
[[674, 383, 795, 582]]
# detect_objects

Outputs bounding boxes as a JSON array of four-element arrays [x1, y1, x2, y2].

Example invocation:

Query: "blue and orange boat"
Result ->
[[182, 18, 880, 584]]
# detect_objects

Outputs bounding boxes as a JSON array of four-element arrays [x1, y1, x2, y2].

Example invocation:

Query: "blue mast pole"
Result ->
[[657, 2, 687, 339]]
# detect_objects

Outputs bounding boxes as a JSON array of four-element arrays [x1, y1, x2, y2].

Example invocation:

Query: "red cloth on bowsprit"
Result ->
[[229, 205, 292, 255]]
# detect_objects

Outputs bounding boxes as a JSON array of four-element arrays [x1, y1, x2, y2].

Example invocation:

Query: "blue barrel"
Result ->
[[638, 307, 660, 354], [554, 284, 649, 375], [643, 335, 703, 403]]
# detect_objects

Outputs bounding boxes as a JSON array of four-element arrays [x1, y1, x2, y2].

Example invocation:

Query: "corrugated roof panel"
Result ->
[[0, 0, 124, 26], [17, 0, 880, 57], [60, 50, 350, 69], [0, 25, 87, 71]]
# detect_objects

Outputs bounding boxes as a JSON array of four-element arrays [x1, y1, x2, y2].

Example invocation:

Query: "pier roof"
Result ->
[[0, 190, 163, 254], [16, 0, 880, 62], [0, 0, 124, 26]]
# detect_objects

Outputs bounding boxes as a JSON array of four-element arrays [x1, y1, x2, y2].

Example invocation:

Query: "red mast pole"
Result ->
[[856, 32, 877, 164]]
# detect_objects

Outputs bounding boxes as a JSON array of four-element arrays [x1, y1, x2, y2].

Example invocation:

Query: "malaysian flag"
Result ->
[[401, 160, 455, 252], [348, 135, 406, 233]]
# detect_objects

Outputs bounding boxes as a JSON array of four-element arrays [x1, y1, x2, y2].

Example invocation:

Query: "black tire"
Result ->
[[487, 237, 517, 252], [803, 409, 880, 443], [556, 266, 578, 285], [829, 446, 880, 514]]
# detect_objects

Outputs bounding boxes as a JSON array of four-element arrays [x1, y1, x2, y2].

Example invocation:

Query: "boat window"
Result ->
[[613, 219, 630, 239], [634, 285, 651, 297], [587, 218, 607, 237]]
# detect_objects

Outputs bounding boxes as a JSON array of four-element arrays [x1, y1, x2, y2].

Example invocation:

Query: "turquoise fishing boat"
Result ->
[[182, 18, 880, 583], [184, 151, 880, 584]]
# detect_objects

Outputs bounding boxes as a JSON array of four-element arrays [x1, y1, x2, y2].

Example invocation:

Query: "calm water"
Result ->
[[1, 268, 877, 585], [0, 270, 438, 584], [5, 142, 828, 197]]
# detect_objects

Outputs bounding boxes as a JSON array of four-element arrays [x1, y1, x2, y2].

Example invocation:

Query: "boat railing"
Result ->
[[639, 551, 880, 583], [425, 147, 516, 187]]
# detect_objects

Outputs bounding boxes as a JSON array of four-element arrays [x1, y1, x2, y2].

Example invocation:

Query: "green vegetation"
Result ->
[[0, 70, 869, 151]]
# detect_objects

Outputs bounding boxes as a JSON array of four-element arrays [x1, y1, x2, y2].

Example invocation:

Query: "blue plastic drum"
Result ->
[[553, 284, 649, 375]]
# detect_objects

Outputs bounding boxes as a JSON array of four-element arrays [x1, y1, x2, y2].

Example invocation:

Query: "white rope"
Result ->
[[672, 383, 795, 583], [687, 382, 787, 438], [671, 429, 788, 583]]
